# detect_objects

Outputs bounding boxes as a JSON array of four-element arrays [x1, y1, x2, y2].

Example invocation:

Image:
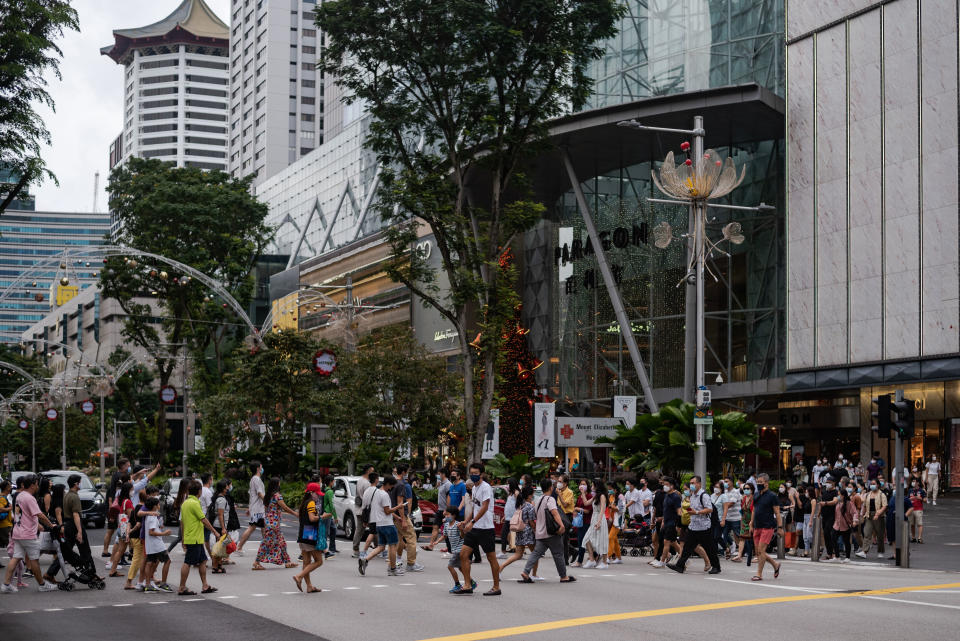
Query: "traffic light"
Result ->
[[892, 397, 915, 438], [872, 394, 892, 438]]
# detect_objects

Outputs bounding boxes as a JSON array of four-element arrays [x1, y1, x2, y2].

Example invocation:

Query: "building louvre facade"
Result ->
[[226, 0, 322, 186], [101, 0, 231, 172]]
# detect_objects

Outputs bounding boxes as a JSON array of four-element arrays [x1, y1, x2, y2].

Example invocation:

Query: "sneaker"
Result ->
[[669, 554, 679, 564], [877, 553, 884, 559], [380, 551, 388, 560], [609, 558, 623, 565], [234, 549, 245, 557], [582, 560, 597, 569], [496, 553, 508, 559], [841, 557, 850, 564], [38, 582, 58, 592], [667, 563, 684, 574], [395, 560, 404, 569], [933, 501, 936, 505], [387, 567, 405, 576], [650, 561, 665, 568], [351, 552, 360, 558], [144, 584, 160, 593], [449, 583, 462, 594], [855, 551, 867, 559], [135, 583, 145, 592], [470, 579, 478, 589], [440, 553, 452, 559], [157, 583, 173, 592], [358, 558, 368, 576], [406, 563, 425, 572], [104, 561, 112, 570], [0, 583, 17, 593], [596, 562, 609, 570], [530, 575, 545, 582]]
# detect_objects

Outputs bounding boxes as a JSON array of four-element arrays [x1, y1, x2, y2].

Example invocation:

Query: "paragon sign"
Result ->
[[557, 224, 650, 295]]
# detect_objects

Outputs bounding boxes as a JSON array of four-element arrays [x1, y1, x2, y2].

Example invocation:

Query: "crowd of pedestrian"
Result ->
[[0, 451, 944, 597]]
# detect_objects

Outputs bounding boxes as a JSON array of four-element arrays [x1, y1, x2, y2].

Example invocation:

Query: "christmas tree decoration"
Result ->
[[496, 306, 540, 457]]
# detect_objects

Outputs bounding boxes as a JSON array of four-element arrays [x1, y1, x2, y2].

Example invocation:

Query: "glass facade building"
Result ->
[[523, 0, 786, 409], [0, 211, 111, 342]]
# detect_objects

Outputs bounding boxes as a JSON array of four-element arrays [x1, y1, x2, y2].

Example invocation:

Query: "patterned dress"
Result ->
[[256, 493, 291, 565], [515, 501, 536, 547]]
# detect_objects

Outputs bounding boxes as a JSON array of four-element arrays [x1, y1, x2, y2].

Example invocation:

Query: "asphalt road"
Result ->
[[3, 503, 958, 641]]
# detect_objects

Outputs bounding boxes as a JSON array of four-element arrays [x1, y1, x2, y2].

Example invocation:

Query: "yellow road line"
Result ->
[[417, 582, 960, 641]]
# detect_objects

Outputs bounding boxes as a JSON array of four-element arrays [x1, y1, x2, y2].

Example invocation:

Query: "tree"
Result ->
[[101, 158, 272, 462], [597, 399, 766, 481], [318, 0, 623, 459], [319, 325, 459, 462], [495, 305, 539, 457], [483, 453, 549, 481], [197, 330, 333, 476], [0, 0, 78, 214]]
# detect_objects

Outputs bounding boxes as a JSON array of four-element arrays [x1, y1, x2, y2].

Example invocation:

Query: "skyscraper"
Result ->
[[101, 0, 230, 171], [226, 0, 322, 186]]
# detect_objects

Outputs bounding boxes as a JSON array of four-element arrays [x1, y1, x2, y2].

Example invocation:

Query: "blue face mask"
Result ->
[[470, 474, 481, 483], [682, 489, 691, 497], [445, 516, 454, 523]]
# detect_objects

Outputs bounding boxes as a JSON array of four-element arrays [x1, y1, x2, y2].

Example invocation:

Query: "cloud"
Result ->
[[32, 0, 230, 213]]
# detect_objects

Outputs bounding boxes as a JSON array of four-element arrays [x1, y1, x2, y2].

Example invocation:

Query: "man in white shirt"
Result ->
[[636, 479, 653, 520], [454, 462, 500, 596], [924, 456, 941, 504], [235, 461, 265, 555], [353, 466, 374, 557], [199, 474, 214, 513], [131, 463, 161, 507], [358, 475, 406, 576]]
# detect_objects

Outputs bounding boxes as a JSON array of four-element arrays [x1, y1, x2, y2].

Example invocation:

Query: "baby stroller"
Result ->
[[48, 525, 105, 591], [618, 516, 654, 557]]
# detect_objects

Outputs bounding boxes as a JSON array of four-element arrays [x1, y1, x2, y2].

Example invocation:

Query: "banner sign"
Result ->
[[482, 409, 500, 459], [533, 402, 555, 458], [613, 395, 637, 429], [556, 417, 623, 448]]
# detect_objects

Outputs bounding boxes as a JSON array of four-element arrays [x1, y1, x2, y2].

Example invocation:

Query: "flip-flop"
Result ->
[[251, 565, 265, 571], [751, 575, 763, 581], [293, 576, 303, 592], [307, 587, 322, 593], [178, 589, 197, 595], [123, 585, 136, 590], [420, 545, 434, 551], [201, 586, 218, 594], [483, 589, 501, 596], [285, 563, 299, 569], [516, 576, 534, 584], [560, 576, 577, 583], [774, 564, 781, 579]]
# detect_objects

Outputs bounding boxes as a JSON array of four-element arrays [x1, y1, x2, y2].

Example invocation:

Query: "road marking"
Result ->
[[75, 606, 97, 609], [113, 603, 133, 607], [11, 610, 32, 614], [218, 595, 238, 599], [344, 586, 360, 590], [399, 583, 416, 586], [860, 595, 960, 610], [414, 582, 960, 641], [149, 601, 169, 604], [373, 584, 388, 588], [428, 581, 444, 585], [281, 591, 299, 595], [183, 598, 204, 602], [623, 573, 636, 576], [706, 578, 841, 593], [251, 593, 269, 597], [44, 608, 64, 612]]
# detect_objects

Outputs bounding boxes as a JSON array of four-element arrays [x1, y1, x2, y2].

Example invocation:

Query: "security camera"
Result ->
[[715, 373, 724, 386]]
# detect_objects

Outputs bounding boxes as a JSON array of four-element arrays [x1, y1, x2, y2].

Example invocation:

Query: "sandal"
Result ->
[[251, 564, 265, 570], [285, 562, 299, 569], [774, 564, 781, 579], [420, 545, 434, 551], [517, 575, 534, 584], [178, 589, 197, 595], [212, 567, 226, 574], [109, 571, 122, 577], [307, 587, 321, 593], [483, 589, 502, 596], [201, 586, 218, 594], [293, 576, 303, 592], [560, 576, 577, 583], [751, 575, 763, 581]]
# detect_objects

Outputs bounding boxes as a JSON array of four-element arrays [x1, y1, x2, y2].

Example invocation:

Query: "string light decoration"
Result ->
[[495, 305, 540, 457]]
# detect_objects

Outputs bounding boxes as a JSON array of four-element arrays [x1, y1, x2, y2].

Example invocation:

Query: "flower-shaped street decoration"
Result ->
[[652, 148, 746, 202]]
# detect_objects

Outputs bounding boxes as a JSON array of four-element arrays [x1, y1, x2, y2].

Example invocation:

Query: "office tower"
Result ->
[[226, 0, 322, 186]]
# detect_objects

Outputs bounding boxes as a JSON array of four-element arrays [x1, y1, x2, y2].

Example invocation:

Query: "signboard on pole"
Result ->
[[81, 399, 95, 415], [18, 419, 28, 430], [556, 417, 622, 448], [45, 408, 58, 421], [159, 386, 177, 405], [613, 395, 637, 429], [533, 403, 555, 458], [313, 349, 337, 376], [482, 409, 500, 459]]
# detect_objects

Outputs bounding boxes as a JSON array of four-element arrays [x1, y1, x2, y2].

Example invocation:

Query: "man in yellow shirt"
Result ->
[[177, 479, 218, 596]]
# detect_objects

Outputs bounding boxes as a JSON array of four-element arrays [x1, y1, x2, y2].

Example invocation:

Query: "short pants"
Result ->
[[377, 524, 399, 546], [184, 543, 208, 566], [463, 527, 495, 554], [753, 527, 775, 546], [661, 524, 678, 541], [447, 553, 462, 569], [146, 551, 170, 564], [249, 513, 265, 528], [12, 537, 40, 560]]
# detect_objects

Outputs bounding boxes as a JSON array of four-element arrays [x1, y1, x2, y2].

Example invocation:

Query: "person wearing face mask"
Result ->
[[748, 473, 782, 580], [454, 463, 500, 596], [818, 475, 839, 560], [799, 485, 816, 557], [555, 475, 575, 561], [668, 476, 721, 574], [907, 479, 926, 543], [651, 478, 681, 568], [734, 484, 753, 563], [867, 456, 881, 481], [856, 479, 887, 558], [812, 459, 825, 488], [235, 461, 265, 556], [924, 455, 941, 505], [570, 481, 594, 567], [719, 478, 741, 560]]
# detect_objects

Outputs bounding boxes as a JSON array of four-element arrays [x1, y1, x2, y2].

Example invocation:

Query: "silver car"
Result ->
[[331, 475, 422, 540]]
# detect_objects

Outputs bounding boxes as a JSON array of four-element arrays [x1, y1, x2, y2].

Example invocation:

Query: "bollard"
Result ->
[[811, 515, 822, 562], [901, 520, 910, 568], [777, 527, 785, 559]]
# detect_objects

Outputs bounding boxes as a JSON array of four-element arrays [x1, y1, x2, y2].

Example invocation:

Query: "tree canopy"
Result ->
[[101, 157, 272, 462], [0, 0, 78, 214], [317, 0, 624, 459]]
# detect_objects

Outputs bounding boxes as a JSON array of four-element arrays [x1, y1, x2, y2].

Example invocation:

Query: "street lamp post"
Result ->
[[90, 376, 113, 484]]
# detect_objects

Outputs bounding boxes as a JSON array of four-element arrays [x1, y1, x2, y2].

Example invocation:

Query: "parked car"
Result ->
[[330, 476, 423, 540], [160, 477, 186, 526], [41, 470, 107, 529]]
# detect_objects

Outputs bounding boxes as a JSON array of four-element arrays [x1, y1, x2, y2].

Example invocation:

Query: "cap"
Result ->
[[305, 482, 323, 494]]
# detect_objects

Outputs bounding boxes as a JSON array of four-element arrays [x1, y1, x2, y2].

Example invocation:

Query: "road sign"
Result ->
[[46, 408, 58, 421], [81, 399, 95, 415], [159, 385, 177, 405], [313, 349, 337, 376], [17, 419, 28, 430]]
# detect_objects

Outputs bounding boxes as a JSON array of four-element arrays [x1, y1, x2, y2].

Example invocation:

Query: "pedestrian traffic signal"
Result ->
[[872, 394, 892, 438], [892, 397, 915, 438]]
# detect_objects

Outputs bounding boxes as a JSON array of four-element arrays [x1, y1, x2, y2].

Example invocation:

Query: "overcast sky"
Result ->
[[32, 0, 230, 213]]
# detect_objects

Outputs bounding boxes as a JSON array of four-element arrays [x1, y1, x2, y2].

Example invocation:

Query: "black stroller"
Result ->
[[48, 525, 105, 591], [618, 516, 654, 557]]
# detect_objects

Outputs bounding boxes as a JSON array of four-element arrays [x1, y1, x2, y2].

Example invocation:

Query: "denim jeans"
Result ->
[[323, 517, 337, 553]]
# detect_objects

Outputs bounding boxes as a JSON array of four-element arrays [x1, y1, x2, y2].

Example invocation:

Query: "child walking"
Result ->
[[443, 506, 477, 594]]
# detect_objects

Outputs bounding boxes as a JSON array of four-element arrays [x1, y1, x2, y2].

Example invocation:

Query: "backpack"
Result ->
[[206, 496, 223, 529], [361, 488, 376, 523], [509, 506, 525, 532]]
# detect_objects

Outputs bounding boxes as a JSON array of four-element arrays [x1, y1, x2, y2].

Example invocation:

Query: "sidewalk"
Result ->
[[854, 491, 959, 571]]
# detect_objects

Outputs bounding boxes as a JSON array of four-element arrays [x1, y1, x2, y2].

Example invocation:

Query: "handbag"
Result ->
[[539, 497, 560, 536], [301, 523, 319, 543], [509, 508, 524, 533], [572, 511, 584, 529]]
